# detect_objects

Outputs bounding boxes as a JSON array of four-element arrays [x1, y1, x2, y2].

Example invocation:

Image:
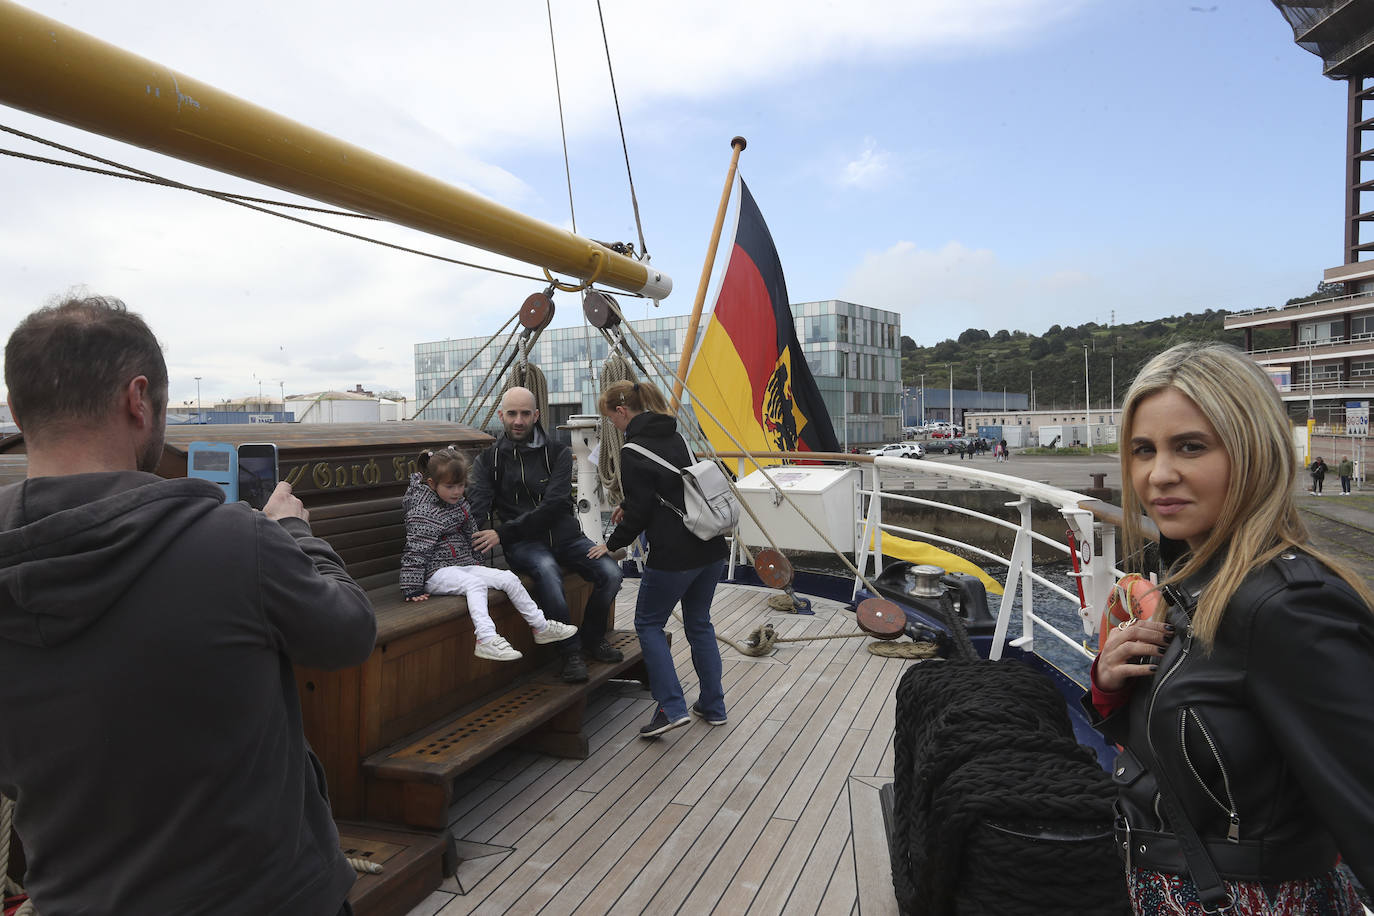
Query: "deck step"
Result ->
[[339, 821, 455, 916], [362, 629, 646, 829]]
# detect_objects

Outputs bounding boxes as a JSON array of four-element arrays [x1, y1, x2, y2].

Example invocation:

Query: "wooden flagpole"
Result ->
[[671, 136, 747, 409]]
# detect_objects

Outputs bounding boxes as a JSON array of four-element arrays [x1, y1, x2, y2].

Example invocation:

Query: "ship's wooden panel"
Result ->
[[412, 582, 907, 916]]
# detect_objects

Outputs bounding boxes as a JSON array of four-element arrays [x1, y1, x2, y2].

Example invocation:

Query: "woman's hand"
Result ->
[[611, 506, 624, 525], [587, 542, 610, 559], [1095, 617, 1174, 693], [405, 594, 429, 603]]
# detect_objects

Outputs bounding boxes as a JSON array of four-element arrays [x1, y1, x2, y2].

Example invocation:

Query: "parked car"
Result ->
[[867, 442, 924, 459], [939, 437, 972, 455]]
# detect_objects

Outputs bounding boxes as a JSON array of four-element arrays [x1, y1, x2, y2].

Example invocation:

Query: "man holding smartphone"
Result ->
[[0, 296, 376, 915]]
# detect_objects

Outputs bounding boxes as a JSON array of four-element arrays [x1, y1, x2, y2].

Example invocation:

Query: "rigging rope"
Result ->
[[462, 327, 527, 427], [410, 311, 520, 420], [597, 353, 637, 507], [1, 795, 36, 915], [497, 334, 550, 431], [0, 123, 577, 287], [545, 0, 577, 235], [594, 0, 649, 260]]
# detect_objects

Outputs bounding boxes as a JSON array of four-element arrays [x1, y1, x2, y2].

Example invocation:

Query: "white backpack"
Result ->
[[621, 438, 740, 540]]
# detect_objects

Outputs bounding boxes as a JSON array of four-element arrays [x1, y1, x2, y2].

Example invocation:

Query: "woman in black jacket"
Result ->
[[589, 380, 729, 738], [1090, 343, 1374, 913]]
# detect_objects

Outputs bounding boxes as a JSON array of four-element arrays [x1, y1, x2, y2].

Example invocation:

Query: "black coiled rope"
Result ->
[[890, 659, 1128, 915]]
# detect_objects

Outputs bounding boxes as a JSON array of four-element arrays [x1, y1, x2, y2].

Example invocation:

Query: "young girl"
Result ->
[[400, 446, 576, 661]]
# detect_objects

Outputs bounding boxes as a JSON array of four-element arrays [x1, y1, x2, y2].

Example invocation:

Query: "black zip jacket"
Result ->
[[605, 412, 729, 571], [1086, 550, 1374, 885], [467, 422, 583, 548]]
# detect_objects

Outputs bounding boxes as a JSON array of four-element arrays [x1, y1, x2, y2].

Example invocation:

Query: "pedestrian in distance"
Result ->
[[1088, 342, 1374, 914], [589, 380, 728, 739], [1310, 456, 1327, 496], [1337, 456, 1354, 496], [0, 295, 377, 916], [400, 446, 577, 661]]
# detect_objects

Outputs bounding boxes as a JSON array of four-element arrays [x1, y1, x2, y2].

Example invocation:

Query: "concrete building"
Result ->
[[413, 299, 903, 447], [1232, 5, 1374, 433], [288, 390, 384, 424]]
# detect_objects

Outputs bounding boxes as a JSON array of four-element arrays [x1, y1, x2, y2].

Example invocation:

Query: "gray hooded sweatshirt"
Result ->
[[0, 471, 376, 915]]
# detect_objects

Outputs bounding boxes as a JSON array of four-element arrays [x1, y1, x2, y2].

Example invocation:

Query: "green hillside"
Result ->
[[901, 308, 1292, 412]]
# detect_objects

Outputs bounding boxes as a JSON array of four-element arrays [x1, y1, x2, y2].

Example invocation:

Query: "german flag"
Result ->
[[687, 179, 839, 461]]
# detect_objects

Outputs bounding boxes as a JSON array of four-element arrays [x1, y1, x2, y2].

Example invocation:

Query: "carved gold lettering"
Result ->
[[364, 459, 381, 485], [393, 456, 407, 481], [284, 465, 306, 487], [312, 462, 332, 489], [334, 466, 347, 488], [351, 464, 362, 487]]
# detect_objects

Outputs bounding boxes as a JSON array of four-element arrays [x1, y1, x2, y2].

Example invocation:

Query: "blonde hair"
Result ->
[[597, 379, 670, 417], [1119, 342, 1373, 647]]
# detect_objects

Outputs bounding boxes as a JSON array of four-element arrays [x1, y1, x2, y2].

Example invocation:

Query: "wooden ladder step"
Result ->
[[340, 821, 455, 916], [361, 630, 645, 829]]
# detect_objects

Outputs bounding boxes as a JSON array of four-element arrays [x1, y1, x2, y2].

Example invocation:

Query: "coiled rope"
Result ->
[[0, 795, 36, 915], [890, 660, 1126, 916], [597, 353, 638, 506]]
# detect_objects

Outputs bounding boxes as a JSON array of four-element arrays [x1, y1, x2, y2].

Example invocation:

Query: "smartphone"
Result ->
[[236, 443, 279, 510], [187, 441, 238, 502]]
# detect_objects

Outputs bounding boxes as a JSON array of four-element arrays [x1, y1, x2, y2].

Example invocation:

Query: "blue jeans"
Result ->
[[503, 535, 622, 652], [635, 560, 726, 721]]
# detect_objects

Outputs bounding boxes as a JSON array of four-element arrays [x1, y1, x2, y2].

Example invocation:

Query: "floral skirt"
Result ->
[[1127, 866, 1362, 915]]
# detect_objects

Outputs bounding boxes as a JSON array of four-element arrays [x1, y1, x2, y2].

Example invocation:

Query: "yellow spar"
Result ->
[[0, 0, 672, 299]]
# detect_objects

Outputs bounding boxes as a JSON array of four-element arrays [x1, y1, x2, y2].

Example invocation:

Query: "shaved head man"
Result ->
[[468, 385, 623, 682]]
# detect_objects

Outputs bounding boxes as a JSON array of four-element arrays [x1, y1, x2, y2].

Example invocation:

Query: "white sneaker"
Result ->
[[533, 620, 578, 644], [475, 636, 522, 661]]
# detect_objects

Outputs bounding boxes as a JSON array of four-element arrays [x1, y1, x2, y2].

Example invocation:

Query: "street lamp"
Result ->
[[194, 376, 202, 424], [947, 363, 953, 429], [919, 373, 926, 426], [1083, 345, 1092, 454], [838, 346, 850, 451]]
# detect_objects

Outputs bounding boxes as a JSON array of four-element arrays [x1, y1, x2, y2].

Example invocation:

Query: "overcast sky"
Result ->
[[0, 0, 1346, 408]]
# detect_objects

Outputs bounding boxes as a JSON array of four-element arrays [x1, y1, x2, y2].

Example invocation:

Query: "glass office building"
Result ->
[[414, 299, 902, 446]]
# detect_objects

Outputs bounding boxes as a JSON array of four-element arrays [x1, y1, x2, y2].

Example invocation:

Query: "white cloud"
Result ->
[[839, 138, 894, 189], [0, 0, 1091, 406]]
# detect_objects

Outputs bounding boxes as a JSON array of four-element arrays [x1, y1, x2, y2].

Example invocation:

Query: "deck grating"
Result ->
[[413, 581, 910, 916]]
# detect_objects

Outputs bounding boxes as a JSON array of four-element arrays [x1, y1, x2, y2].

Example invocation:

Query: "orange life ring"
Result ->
[[1098, 573, 1165, 654]]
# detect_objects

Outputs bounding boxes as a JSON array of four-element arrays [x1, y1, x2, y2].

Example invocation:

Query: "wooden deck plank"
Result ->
[[677, 633, 877, 913], [400, 585, 912, 916], [811, 833, 858, 916], [776, 788, 854, 916], [543, 663, 784, 916], [440, 661, 783, 914], [713, 816, 796, 914], [849, 778, 899, 916], [756, 728, 869, 916]]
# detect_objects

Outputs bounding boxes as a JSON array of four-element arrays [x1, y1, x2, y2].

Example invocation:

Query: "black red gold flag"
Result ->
[[686, 179, 840, 459]]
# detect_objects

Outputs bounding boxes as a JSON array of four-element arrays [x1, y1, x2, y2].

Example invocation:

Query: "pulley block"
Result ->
[[754, 548, 794, 590], [855, 597, 906, 640], [519, 292, 554, 330], [582, 289, 622, 329]]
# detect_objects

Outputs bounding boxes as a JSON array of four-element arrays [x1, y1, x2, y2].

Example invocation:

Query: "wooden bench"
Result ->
[[295, 492, 647, 911]]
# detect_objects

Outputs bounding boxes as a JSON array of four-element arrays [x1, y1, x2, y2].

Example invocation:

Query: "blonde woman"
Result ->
[[1089, 342, 1374, 913]]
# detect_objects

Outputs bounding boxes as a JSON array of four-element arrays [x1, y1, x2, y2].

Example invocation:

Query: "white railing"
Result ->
[[856, 457, 1124, 665]]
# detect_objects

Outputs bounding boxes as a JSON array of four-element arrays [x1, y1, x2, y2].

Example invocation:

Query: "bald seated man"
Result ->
[[468, 387, 623, 683]]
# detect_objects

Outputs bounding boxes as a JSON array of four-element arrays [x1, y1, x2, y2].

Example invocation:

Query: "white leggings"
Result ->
[[425, 565, 548, 643]]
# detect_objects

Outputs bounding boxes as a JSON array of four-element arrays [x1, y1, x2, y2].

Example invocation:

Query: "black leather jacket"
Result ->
[[1088, 550, 1374, 886]]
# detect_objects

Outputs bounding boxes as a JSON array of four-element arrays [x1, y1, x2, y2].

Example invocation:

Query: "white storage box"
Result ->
[[735, 465, 860, 553]]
